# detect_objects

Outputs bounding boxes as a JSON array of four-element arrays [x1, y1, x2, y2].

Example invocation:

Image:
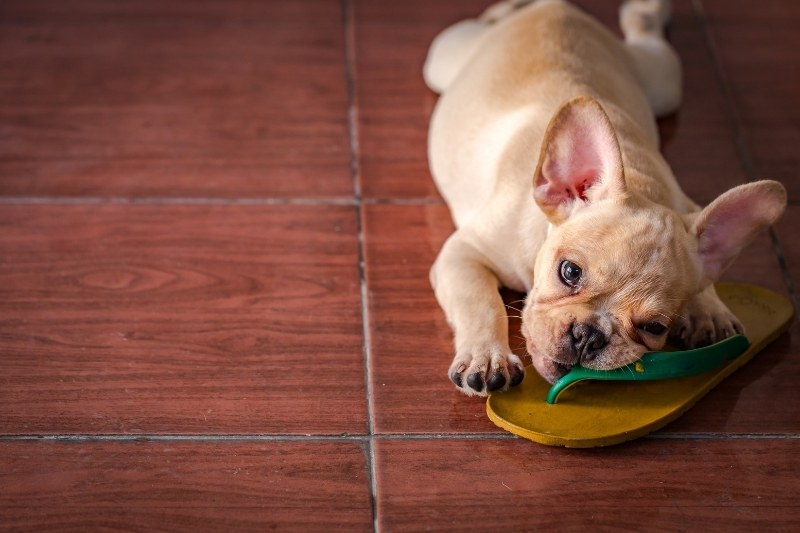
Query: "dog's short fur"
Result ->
[[424, 0, 787, 396]]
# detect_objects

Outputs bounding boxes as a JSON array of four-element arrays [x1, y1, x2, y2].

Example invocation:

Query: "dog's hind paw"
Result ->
[[448, 345, 525, 397]]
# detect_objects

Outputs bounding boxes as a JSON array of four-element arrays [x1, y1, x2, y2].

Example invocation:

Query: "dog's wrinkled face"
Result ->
[[520, 97, 786, 383], [522, 200, 697, 383]]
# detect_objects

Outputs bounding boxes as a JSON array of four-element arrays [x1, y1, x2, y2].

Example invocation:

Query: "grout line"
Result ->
[[646, 433, 800, 441], [693, 0, 757, 182], [768, 227, 800, 315], [0, 434, 372, 443], [341, 0, 379, 531], [0, 196, 359, 206], [0, 433, 513, 442], [363, 197, 444, 205], [0, 196, 446, 206], [2, 432, 798, 443], [691, 0, 800, 313]]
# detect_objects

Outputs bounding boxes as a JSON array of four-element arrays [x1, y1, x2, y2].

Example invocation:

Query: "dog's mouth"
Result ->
[[526, 337, 576, 383], [532, 355, 574, 384], [554, 361, 573, 375]]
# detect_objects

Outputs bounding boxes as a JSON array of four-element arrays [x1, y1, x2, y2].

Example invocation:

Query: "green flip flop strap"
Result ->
[[546, 334, 750, 404]]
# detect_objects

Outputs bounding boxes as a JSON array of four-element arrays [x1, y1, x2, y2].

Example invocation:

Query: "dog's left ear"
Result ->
[[691, 180, 787, 282], [533, 96, 626, 224]]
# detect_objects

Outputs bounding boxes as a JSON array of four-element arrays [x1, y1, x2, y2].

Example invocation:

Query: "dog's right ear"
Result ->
[[533, 96, 627, 224]]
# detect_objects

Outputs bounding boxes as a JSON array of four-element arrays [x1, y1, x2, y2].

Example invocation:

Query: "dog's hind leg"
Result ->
[[620, 0, 683, 117]]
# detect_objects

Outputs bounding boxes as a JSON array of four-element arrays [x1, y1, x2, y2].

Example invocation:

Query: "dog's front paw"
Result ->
[[448, 345, 525, 397], [669, 287, 744, 349]]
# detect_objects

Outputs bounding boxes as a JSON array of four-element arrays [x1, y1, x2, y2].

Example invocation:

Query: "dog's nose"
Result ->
[[571, 323, 608, 362]]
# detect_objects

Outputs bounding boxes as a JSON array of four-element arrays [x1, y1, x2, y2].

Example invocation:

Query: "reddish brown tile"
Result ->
[[655, 0, 747, 203], [376, 438, 800, 531], [720, 232, 789, 297], [774, 206, 800, 293], [665, 324, 798, 435], [365, 204, 505, 433], [353, 0, 488, 200], [0, 205, 365, 434], [701, 0, 800, 201], [0, 0, 352, 198], [0, 440, 371, 531]]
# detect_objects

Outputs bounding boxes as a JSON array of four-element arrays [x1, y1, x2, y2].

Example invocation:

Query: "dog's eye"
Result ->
[[559, 260, 582, 287], [641, 322, 668, 336]]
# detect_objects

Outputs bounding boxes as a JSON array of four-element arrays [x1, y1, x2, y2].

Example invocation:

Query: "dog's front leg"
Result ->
[[430, 232, 525, 396]]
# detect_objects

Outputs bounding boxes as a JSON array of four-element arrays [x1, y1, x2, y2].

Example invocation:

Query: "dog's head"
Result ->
[[522, 97, 786, 383]]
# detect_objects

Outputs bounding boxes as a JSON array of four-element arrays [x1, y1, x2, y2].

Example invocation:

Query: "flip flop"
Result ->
[[486, 283, 794, 447]]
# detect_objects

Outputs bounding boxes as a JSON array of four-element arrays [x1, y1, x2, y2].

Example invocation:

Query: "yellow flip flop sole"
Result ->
[[486, 283, 794, 447]]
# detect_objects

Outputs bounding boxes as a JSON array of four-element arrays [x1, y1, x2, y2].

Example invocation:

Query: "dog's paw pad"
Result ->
[[467, 372, 485, 392], [448, 349, 524, 397], [486, 372, 506, 392], [509, 364, 525, 386]]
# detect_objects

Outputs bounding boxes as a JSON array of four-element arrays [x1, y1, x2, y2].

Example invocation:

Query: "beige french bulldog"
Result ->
[[424, 0, 787, 395]]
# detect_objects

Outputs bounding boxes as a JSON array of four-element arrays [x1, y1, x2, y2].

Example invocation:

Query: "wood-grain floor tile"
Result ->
[[376, 438, 800, 531], [365, 204, 792, 434], [0, 205, 365, 434], [353, 0, 487, 200], [364, 204, 502, 433], [653, 0, 746, 203], [0, 440, 372, 532], [701, 0, 800, 201], [776, 206, 800, 291], [0, 0, 352, 198]]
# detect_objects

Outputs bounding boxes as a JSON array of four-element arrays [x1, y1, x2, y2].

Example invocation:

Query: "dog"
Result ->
[[423, 0, 787, 396]]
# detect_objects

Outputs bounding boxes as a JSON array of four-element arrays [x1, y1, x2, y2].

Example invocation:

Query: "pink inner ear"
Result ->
[[697, 199, 764, 279], [533, 98, 623, 221], [575, 178, 591, 201], [695, 181, 787, 281], [540, 157, 598, 205]]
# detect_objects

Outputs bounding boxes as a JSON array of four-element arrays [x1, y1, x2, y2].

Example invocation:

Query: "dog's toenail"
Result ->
[[487, 373, 506, 391], [467, 372, 484, 392], [450, 371, 463, 388]]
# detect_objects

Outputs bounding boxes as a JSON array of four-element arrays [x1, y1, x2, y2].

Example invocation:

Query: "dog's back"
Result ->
[[427, 1, 665, 227]]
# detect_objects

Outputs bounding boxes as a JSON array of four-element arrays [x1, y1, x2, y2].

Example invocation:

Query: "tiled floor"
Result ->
[[1, 0, 799, 530]]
